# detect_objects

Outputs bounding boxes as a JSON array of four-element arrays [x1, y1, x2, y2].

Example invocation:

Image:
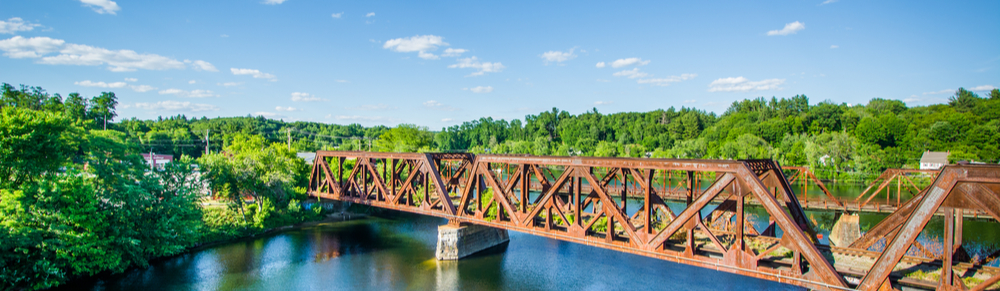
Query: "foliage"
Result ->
[[199, 134, 308, 211], [0, 83, 325, 290], [0, 107, 79, 188]]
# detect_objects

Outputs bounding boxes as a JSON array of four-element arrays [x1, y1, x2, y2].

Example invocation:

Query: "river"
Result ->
[[65, 211, 803, 291], [63, 179, 999, 290]]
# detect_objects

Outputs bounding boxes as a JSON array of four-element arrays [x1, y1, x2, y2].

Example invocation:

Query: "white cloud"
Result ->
[[922, 89, 953, 95], [275, 106, 300, 111], [821, 0, 838, 4], [129, 101, 219, 112], [158, 88, 218, 98], [636, 73, 697, 86], [417, 51, 439, 60], [540, 48, 576, 64], [0, 36, 194, 72], [441, 118, 455, 122], [187, 60, 218, 72], [74, 80, 127, 88], [80, 0, 121, 15], [448, 56, 505, 76], [291, 92, 326, 102], [903, 95, 921, 103], [231, 68, 276, 81], [595, 62, 606, 68], [707, 77, 785, 92], [220, 34, 229, 38], [767, 21, 805, 36], [124, 77, 137, 82], [0, 36, 65, 58], [263, 0, 288, 5], [465, 86, 494, 93], [188, 80, 196, 84], [612, 68, 648, 79], [423, 100, 458, 111], [366, 12, 375, 17], [130, 85, 156, 92], [0, 18, 41, 34], [383, 35, 447, 60], [830, 45, 839, 49], [611, 58, 650, 68], [594, 101, 613, 105], [217, 82, 241, 87], [331, 12, 343, 18], [970, 85, 997, 91], [41, 43, 186, 72], [442, 48, 467, 57]]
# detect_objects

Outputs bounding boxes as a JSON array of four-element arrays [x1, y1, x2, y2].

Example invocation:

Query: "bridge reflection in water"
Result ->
[[308, 151, 1000, 291]]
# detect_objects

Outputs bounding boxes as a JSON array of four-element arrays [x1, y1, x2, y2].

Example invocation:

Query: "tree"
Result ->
[[199, 134, 307, 220], [0, 108, 79, 187], [854, 114, 906, 147], [374, 124, 433, 152], [718, 133, 773, 160], [89, 92, 118, 129], [948, 88, 980, 112]]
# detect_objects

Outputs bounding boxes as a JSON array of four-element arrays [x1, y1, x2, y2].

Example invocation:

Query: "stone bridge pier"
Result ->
[[435, 220, 510, 260]]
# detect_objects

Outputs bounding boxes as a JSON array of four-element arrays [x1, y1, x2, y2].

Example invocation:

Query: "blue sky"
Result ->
[[0, 0, 997, 128]]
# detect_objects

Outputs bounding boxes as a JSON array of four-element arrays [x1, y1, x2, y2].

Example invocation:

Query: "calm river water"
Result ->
[[63, 181, 999, 290], [66, 211, 802, 291]]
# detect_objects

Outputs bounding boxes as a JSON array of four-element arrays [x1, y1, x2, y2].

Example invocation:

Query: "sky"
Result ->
[[0, 0, 997, 128]]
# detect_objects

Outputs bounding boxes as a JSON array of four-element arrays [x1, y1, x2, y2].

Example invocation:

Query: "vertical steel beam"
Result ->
[[941, 207, 955, 289], [858, 169, 960, 290]]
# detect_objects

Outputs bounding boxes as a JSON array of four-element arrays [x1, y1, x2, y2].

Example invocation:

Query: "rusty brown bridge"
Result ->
[[307, 151, 1000, 291]]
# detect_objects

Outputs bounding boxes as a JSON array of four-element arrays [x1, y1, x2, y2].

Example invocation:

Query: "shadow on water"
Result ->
[[63, 211, 803, 291]]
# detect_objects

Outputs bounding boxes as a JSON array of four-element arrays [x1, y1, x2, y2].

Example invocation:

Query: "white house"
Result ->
[[919, 151, 949, 170], [141, 153, 173, 169]]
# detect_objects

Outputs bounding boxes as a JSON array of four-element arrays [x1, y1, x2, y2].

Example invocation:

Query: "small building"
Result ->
[[141, 153, 173, 169], [297, 152, 317, 165], [919, 151, 949, 170]]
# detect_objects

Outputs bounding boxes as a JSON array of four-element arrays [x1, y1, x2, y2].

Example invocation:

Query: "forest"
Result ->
[[43, 83, 997, 183]]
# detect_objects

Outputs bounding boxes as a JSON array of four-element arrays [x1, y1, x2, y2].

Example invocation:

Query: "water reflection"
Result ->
[[67, 212, 802, 291]]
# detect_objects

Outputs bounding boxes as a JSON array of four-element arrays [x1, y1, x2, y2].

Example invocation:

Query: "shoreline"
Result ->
[[49, 211, 369, 290]]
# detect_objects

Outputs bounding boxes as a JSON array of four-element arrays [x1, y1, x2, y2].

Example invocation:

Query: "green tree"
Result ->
[[374, 124, 433, 152], [948, 88, 980, 112], [0, 108, 80, 187]]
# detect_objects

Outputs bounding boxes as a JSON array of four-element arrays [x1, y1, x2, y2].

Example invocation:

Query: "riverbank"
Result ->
[[190, 210, 370, 251], [50, 209, 370, 290]]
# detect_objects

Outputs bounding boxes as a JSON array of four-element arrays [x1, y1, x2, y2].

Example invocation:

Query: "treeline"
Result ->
[[6, 82, 1000, 179], [0, 84, 322, 290], [34, 80, 993, 182]]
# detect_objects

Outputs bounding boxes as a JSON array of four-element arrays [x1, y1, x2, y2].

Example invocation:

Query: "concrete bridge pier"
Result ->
[[828, 213, 860, 247], [435, 220, 510, 260]]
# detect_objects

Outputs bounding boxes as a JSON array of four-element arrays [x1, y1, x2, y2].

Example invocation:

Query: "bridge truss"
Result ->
[[307, 151, 1000, 291]]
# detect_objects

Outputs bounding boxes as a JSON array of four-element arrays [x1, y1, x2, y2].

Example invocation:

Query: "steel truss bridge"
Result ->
[[307, 151, 1000, 291]]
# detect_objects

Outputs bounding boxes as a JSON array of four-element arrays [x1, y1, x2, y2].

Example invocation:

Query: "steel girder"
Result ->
[[854, 165, 1000, 291], [308, 152, 1000, 290], [308, 151, 858, 290]]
